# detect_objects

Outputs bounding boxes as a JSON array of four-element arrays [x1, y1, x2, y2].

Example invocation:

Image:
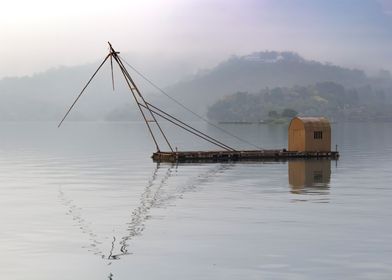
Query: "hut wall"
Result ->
[[288, 118, 305, 151], [288, 117, 331, 152], [304, 123, 331, 152]]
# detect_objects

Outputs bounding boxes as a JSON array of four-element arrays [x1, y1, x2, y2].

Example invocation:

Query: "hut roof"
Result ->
[[291, 117, 330, 129]]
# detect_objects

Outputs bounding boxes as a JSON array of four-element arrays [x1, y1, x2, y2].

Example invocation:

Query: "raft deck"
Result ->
[[152, 149, 339, 162]]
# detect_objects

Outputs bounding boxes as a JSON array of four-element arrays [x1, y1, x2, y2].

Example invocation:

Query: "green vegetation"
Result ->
[[207, 82, 392, 122], [165, 51, 392, 121]]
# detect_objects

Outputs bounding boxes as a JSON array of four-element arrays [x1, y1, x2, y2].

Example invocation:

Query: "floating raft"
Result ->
[[58, 44, 341, 164], [152, 150, 340, 162]]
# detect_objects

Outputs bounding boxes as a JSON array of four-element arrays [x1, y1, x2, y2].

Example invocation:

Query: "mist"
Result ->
[[1, 0, 392, 122], [1, 0, 392, 78]]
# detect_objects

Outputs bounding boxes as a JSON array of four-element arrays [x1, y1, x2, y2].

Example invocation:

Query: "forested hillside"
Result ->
[[207, 82, 392, 122]]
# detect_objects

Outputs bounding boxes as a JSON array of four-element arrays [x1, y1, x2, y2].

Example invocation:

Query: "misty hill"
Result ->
[[0, 51, 391, 121], [0, 64, 133, 121], [207, 82, 392, 123], [0, 54, 193, 121], [161, 51, 392, 116]]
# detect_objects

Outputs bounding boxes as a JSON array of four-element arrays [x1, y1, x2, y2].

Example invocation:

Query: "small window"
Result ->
[[314, 131, 323, 139]]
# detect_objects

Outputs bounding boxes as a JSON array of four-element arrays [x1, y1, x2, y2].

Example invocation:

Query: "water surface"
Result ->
[[0, 122, 391, 279]]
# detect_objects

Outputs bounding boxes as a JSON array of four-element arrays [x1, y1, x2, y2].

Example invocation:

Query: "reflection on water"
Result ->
[[59, 159, 336, 264], [58, 188, 105, 258], [288, 160, 331, 195], [2, 122, 392, 280], [112, 163, 175, 260], [59, 162, 233, 263]]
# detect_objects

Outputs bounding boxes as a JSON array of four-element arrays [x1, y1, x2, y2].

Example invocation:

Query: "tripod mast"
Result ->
[[58, 42, 235, 153]]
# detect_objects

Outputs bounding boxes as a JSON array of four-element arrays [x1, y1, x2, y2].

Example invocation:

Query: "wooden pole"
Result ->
[[58, 54, 110, 127]]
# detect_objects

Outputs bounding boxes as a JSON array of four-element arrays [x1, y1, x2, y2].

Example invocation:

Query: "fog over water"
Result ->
[[1, 0, 392, 123]]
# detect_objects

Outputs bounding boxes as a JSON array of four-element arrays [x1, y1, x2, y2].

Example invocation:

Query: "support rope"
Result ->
[[119, 55, 263, 150]]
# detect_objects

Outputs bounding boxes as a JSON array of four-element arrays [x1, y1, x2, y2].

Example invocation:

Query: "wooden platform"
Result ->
[[152, 149, 340, 162]]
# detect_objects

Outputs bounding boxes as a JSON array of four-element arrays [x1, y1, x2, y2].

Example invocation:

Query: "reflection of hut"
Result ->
[[288, 117, 331, 152], [288, 160, 331, 193]]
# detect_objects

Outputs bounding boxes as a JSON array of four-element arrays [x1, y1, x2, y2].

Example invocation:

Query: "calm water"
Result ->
[[0, 122, 391, 279]]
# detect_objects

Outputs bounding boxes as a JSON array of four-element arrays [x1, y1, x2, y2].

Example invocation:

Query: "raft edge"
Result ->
[[152, 149, 340, 162]]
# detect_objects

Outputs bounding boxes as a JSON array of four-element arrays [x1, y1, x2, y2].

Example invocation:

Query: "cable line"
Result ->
[[119, 56, 263, 150]]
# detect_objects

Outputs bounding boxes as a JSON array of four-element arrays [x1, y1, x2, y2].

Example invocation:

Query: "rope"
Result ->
[[119, 56, 263, 150], [139, 103, 235, 151]]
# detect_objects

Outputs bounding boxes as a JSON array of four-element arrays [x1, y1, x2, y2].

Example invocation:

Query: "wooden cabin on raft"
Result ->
[[288, 117, 331, 152]]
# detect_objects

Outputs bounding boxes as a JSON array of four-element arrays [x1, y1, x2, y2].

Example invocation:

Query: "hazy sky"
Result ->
[[1, 0, 391, 78]]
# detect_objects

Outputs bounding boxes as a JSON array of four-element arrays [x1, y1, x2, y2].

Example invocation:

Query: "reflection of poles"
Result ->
[[58, 187, 105, 258], [109, 162, 233, 259], [59, 162, 233, 261], [59, 162, 175, 260], [107, 236, 117, 260], [111, 163, 174, 259]]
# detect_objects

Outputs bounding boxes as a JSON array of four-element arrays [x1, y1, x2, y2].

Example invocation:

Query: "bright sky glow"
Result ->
[[0, 0, 391, 78]]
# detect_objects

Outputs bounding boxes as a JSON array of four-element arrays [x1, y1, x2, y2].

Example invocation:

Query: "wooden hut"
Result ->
[[288, 117, 331, 152]]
